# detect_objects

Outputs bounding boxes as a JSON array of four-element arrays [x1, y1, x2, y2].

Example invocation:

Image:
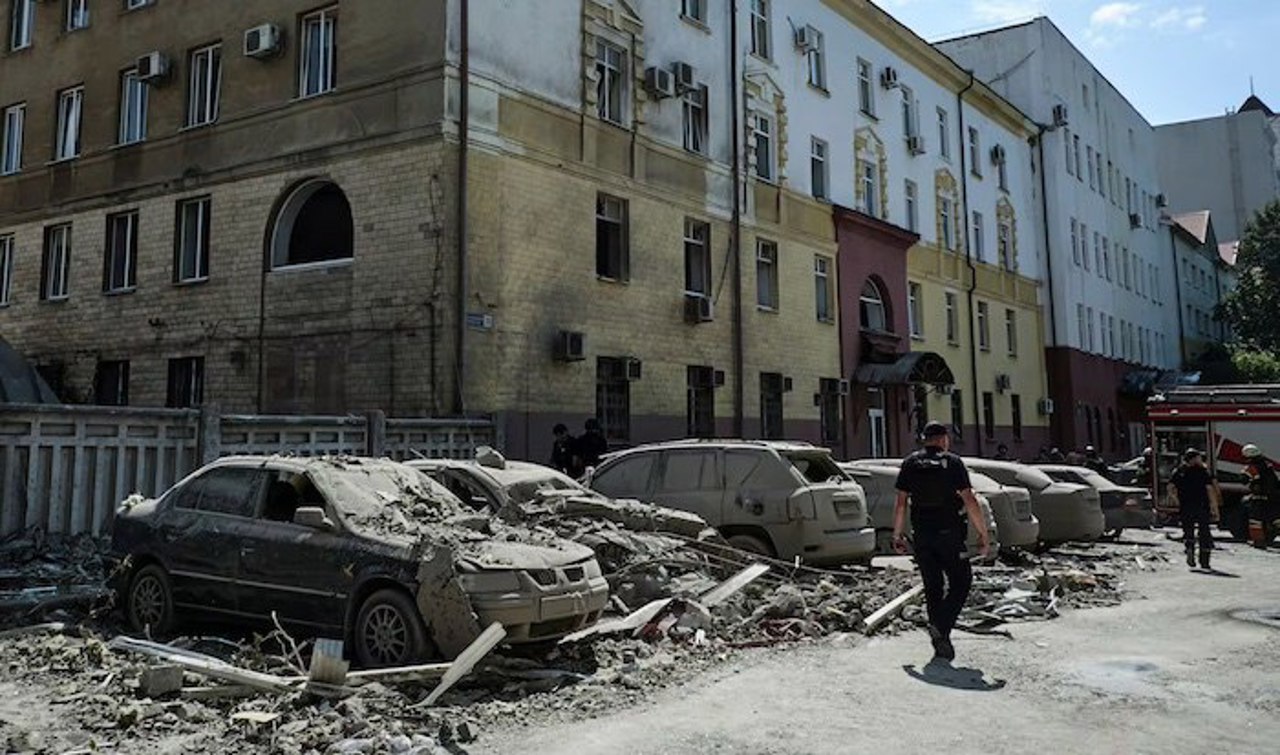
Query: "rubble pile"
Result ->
[[0, 526, 113, 629]]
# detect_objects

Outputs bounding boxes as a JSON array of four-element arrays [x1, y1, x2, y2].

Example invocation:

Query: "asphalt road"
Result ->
[[476, 531, 1280, 755]]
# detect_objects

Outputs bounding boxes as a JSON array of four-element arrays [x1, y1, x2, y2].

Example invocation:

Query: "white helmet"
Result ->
[[1243, 443, 1262, 458]]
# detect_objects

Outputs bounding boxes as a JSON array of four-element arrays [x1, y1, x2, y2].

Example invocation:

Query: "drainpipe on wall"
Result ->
[[956, 71, 983, 457], [453, 0, 471, 416], [730, 0, 745, 438], [1034, 124, 1060, 445], [1168, 224, 1188, 366]]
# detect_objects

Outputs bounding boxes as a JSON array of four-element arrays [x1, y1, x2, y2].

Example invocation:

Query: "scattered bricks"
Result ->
[[139, 665, 184, 699]]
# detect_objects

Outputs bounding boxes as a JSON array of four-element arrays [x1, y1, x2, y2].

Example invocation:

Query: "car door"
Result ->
[[723, 449, 798, 525], [651, 450, 724, 525], [160, 465, 265, 616], [236, 469, 350, 632]]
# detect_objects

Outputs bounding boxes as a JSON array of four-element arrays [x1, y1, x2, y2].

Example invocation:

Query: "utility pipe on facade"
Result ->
[[956, 71, 983, 456], [1033, 123, 1061, 446], [730, 0, 745, 438], [1167, 221, 1188, 366], [454, 0, 471, 416]]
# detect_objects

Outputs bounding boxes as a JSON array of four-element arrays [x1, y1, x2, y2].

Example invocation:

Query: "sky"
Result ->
[[878, 0, 1280, 125]]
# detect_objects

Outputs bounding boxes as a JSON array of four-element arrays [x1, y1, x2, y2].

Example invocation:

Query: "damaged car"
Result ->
[[963, 458, 1105, 543], [108, 456, 610, 667], [1037, 464, 1155, 537]]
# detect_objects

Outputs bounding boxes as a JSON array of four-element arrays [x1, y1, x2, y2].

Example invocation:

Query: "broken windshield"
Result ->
[[310, 458, 467, 535], [784, 452, 848, 484], [487, 465, 591, 505]]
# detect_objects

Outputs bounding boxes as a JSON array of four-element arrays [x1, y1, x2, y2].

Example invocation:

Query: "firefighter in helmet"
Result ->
[[1242, 444, 1279, 547]]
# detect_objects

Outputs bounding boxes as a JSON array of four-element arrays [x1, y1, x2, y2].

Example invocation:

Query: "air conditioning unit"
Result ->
[[625, 358, 643, 382], [644, 66, 676, 99], [880, 66, 900, 90], [1129, 212, 1142, 228], [794, 25, 819, 51], [671, 61, 696, 93], [990, 144, 1007, 164], [135, 51, 169, 82], [1156, 193, 1168, 207], [837, 379, 851, 396], [995, 373, 1012, 392], [553, 330, 586, 362], [244, 23, 282, 59], [684, 293, 714, 323], [1052, 104, 1069, 127], [1037, 397, 1055, 416], [907, 134, 926, 155]]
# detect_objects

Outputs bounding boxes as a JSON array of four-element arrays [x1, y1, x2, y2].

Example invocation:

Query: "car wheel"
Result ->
[[354, 588, 432, 668], [126, 564, 175, 636], [726, 533, 775, 558]]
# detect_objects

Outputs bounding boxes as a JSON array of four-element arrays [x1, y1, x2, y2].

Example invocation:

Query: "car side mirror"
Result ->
[[294, 506, 335, 531]]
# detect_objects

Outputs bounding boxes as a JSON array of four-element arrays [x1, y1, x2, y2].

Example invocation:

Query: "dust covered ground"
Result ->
[[0, 529, 1213, 754]]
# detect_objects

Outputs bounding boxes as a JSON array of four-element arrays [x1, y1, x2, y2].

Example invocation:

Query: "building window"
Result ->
[[41, 224, 71, 301], [175, 196, 211, 283], [904, 179, 918, 232], [1070, 218, 1080, 265], [299, 7, 338, 98], [858, 159, 876, 216], [814, 255, 833, 323], [998, 221, 1012, 271], [968, 127, 981, 177], [104, 210, 138, 293], [0, 234, 13, 306], [166, 356, 205, 408], [682, 85, 707, 154], [9, 0, 32, 50], [972, 211, 985, 262], [1011, 394, 1023, 441], [1005, 308, 1017, 357], [596, 357, 630, 444], [940, 197, 955, 251], [1100, 310, 1110, 355], [687, 366, 716, 438], [937, 107, 949, 159], [1091, 229, 1100, 273], [810, 137, 828, 200], [94, 360, 130, 406], [997, 151, 1008, 191], [1077, 303, 1086, 348], [1073, 134, 1081, 180], [749, 0, 770, 59], [756, 239, 778, 310], [760, 372, 784, 440], [857, 58, 874, 117], [945, 291, 958, 344], [683, 218, 711, 296], [1086, 146, 1095, 189], [1102, 238, 1111, 281], [596, 194, 628, 281], [66, 0, 89, 31], [950, 390, 964, 439], [1097, 151, 1106, 197], [270, 180, 353, 269], [908, 281, 923, 338], [1086, 306, 1095, 352], [819, 378, 842, 446], [804, 27, 825, 89], [187, 43, 222, 127], [901, 85, 916, 138], [977, 301, 990, 351], [860, 279, 888, 333], [1063, 128, 1073, 175], [753, 114, 775, 181], [118, 68, 148, 145], [1, 103, 22, 175], [982, 392, 995, 440], [55, 86, 84, 161], [681, 0, 705, 22]]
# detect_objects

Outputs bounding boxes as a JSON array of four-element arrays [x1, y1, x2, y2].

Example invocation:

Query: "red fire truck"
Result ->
[[1147, 385, 1280, 540]]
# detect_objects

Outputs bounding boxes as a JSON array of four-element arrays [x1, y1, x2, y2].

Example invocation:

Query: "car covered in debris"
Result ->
[[963, 459, 1105, 543], [846, 459, 1041, 549], [586, 440, 876, 564], [107, 456, 609, 667], [1037, 464, 1155, 536], [841, 463, 1000, 558]]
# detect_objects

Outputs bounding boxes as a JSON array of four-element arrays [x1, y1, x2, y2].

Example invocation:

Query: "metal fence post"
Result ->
[[199, 403, 222, 464], [366, 410, 387, 457]]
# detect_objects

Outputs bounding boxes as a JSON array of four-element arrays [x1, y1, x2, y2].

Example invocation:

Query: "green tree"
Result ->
[[1221, 200, 1280, 353], [1231, 349, 1280, 383]]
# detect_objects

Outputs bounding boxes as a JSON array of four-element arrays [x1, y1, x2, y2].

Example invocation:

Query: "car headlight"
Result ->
[[457, 571, 523, 593]]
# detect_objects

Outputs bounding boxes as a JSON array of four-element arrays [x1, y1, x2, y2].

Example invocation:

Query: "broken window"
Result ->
[[594, 40, 625, 125], [104, 210, 138, 293], [94, 360, 130, 406], [596, 194, 628, 281], [262, 471, 325, 523], [687, 365, 716, 438], [760, 372, 784, 440], [595, 357, 630, 444], [175, 467, 263, 518], [270, 181, 354, 268], [167, 356, 204, 408]]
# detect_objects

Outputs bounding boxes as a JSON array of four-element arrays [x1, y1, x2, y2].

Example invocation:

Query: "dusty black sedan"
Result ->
[[108, 455, 608, 666]]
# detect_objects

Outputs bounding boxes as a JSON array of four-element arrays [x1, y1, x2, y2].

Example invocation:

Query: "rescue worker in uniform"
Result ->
[[1169, 448, 1221, 569], [893, 421, 991, 661], [1242, 443, 1279, 547], [1083, 445, 1109, 476]]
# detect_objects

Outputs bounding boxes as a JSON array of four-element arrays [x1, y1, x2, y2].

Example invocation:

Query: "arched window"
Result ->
[[270, 179, 354, 269], [859, 279, 889, 332]]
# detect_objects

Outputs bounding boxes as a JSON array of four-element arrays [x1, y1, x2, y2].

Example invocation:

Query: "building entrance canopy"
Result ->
[[853, 351, 955, 387]]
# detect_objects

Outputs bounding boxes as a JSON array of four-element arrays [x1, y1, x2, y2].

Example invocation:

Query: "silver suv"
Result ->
[[586, 440, 876, 565]]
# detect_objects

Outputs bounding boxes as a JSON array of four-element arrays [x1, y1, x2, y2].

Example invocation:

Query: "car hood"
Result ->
[[456, 538, 596, 572]]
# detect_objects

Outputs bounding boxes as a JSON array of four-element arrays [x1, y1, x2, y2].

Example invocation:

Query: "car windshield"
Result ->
[[309, 458, 468, 536], [784, 452, 847, 484], [486, 465, 587, 505], [1045, 469, 1087, 485], [1014, 466, 1056, 490]]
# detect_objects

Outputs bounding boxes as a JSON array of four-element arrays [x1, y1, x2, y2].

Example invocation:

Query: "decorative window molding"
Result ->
[[744, 71, 788, 184], [996, 197, 1018, 271], [853, 126, 887, 221], [934, 168, 961, 253], [583, 0, 647, 128]]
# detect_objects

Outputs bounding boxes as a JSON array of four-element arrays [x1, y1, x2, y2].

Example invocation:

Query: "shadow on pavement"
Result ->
[[1197, 568, 1241, 578], [903, 659, 1007, 691]]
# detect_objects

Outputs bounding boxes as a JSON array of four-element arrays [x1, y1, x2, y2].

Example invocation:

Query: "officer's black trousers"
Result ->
[[914, 527, 971, 638], [1181, 508, 1212, 567]]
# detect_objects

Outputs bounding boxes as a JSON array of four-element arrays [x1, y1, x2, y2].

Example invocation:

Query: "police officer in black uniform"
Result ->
[[893, 421, 991, 661], [1170, 448, 1220, 568]]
